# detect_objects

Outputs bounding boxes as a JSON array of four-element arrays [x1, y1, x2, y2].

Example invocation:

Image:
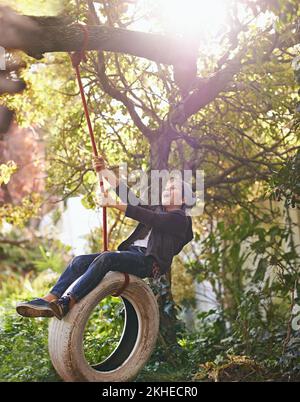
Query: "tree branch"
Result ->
[[86, 1, 155, 139], [0, 7, 198, 68]]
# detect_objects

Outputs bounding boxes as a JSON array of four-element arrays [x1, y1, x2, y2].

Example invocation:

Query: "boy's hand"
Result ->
[[92, 155, 120, 188], [92, 156, 106, 172]]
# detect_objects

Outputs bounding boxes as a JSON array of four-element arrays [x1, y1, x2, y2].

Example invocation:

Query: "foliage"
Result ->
[[0, 161, 17, 186], [33, 243, 72, 273], [187, 208, 299, 321], [180, 205, 300, 381], [0, 271, 60, 382], [0, 194, 42, 228], [0, 0, 300, 382], [3, 0, 65, 15], [0, 161, 43, 228], [138, 300, 300, 382], [0, 218, 300, 382], [0, 229, 72, 274], [171, 256, 195, 307], [193, 355, 266, 382], [0, 271, 127, 382], [268, 148, 300, 208], [83, 296, 126, 366], [3, 0, 298, 209]]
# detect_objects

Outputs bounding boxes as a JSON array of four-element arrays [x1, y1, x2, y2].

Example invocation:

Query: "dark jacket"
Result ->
[[114, 180, 194, 274]]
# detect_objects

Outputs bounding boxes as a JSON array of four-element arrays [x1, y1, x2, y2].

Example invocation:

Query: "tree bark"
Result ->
[[0, 12, 197, 70], [150, 125, 174, 171], [149, 124, 182, 348]]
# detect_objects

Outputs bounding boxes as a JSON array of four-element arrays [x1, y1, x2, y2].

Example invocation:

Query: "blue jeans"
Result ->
[[50, 245, 155, 301]]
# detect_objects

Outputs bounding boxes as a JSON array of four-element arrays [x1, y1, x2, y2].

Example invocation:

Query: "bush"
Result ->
[[0, 271, 60, 382]]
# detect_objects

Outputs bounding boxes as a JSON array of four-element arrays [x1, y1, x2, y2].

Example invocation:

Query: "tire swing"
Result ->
[[48, 271, 159, 382], [48, 25, 159, 382]]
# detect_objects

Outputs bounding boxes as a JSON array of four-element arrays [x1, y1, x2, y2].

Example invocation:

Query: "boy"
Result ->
[[16, 157, 194, 320]]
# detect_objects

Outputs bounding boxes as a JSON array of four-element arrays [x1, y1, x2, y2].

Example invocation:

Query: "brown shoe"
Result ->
[[16, 298, 54, 318], [49, 295, 72, 320]]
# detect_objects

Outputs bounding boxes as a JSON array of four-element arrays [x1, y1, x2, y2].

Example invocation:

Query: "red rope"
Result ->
[[69, 24, 108, 251], [111, 272, 130, 297], [69, 24, 129, 295]]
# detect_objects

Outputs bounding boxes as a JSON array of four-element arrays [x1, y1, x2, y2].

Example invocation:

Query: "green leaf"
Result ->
[[253, 258, 268, 283]]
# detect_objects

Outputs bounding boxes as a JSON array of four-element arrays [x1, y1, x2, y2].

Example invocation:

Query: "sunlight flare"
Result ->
[[151, 0, 229, 37]]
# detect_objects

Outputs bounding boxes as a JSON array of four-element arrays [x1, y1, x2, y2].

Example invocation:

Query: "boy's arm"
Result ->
[[115, 178, 143, 207], [97, 168, 147, 207], [124, 204, 188, 236], [93, 156, 152, 210], [95, 168, 186, 236]]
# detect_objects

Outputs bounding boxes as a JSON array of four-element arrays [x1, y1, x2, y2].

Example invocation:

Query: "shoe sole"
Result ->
[[16, 304, 54, 318], [49, 301, 63, 320]]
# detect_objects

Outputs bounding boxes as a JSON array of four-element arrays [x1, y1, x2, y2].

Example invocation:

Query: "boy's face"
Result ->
[[161, 179, 184, 207]]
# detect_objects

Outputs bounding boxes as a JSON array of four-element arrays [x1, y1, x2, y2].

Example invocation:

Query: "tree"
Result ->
[[1, 0, 300, 351]]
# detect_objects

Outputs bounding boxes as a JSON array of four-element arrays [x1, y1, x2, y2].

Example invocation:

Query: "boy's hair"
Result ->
[[181, 180, 196, 210]]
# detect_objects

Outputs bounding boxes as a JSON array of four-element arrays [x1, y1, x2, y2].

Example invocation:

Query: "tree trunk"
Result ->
[[149, 125, 183, 349], [150, 126, 173, 171]]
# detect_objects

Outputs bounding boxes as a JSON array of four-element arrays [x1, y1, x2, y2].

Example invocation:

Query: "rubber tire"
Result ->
[[48, 271, 159, 382]]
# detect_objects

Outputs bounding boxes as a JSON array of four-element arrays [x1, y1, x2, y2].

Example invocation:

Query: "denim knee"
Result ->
[[71, 255, 85, 268], [90, 251, 112, 270]]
